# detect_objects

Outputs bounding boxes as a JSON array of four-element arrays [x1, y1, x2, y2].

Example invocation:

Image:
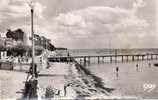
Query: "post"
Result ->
[[102, 57, 104, 63], [88, 57, 90, 65], [151, 54, 153, 60], [142, 55, 144, 60], [84, 57, 86, 66], [98, 57, 100, 64], [122, 56, 123, 63], [24, 3, 38, 99], [110, 56, 112, 63], [31, 8, 35, 78], [115, 56, 117, 63], [132, 56, 134, 61], [137, 56, 139, 61], [147, 54, 149, 60], [126, 56, 128, 62]]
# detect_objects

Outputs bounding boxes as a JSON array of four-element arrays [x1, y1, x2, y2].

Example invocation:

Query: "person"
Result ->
[[136, 64, 139, 71], [34, 64, 38, 78], [116, 66, 119, 73], [67, 52, 70, 57], [148, 63, 151, 68], [116, 66, 119, 79], [26, 64, 38, 80], [46, 61, 50, 69]]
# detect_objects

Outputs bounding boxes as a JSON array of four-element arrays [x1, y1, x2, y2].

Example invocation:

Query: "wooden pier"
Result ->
[[48, 53, 158, 66]]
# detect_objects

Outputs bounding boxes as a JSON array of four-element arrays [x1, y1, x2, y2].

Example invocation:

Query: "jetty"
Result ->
[[48, 53, 158, 66]]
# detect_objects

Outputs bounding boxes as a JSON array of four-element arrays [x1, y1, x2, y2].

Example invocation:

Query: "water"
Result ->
[[67, 48, 158, 98], [87, 60, 158, 98], [68, 48, 158, 56]]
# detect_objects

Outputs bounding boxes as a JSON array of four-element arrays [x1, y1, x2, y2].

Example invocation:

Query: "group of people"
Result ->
[[18, 56, 29, 63], [115, 62, 152, 79]]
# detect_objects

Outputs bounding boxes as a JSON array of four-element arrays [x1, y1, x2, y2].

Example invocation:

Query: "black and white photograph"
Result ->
[[0, 0, 157, 99]]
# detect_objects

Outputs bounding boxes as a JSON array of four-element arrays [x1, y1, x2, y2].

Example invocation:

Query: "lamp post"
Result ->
[[29, 2, 35, 78], [22, 3, 38, 99]]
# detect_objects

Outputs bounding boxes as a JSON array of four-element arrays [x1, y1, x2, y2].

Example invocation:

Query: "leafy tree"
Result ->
[[7, 43, 29, 57], [6, 28, 25, 41]]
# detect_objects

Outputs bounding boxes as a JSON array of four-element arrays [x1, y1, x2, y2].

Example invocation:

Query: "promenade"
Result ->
[[0, 70, 27, 99]]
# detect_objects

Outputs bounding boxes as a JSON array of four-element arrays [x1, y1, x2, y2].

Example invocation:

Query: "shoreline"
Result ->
[[37, 60, 115, 99]]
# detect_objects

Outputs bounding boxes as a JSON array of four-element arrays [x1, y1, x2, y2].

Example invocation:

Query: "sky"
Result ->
[[0, 0, 157, 49]]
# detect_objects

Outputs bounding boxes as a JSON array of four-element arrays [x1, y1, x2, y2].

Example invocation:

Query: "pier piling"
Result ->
[[126, 56, 128, 62], [132, 56, 134, 61], [98, 57, 100, 64], [110, 56, 112, 63], [121, 56, 124, 63], [88, 57, 90, 65]]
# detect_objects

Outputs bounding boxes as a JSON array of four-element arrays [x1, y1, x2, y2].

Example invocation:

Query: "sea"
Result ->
[[65, 48, 158, 98], [68, 48, 158, 56]]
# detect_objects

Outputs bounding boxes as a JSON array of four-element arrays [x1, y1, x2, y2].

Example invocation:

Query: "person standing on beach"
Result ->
[[116, 66, 119, 73], [136, 64, 139, 71], [67, 52, 70, 57], [148, 63, 151, 68], [67, 52, 70, 63], [116, 66, 119, 79]]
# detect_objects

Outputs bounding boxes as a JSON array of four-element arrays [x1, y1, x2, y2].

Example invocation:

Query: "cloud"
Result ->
[[0, 0, 45, 32], [133, 0, 146, 9], [46, 4, 150, 48], [132, 0, 146, 14], [0, 0, 155, 49]]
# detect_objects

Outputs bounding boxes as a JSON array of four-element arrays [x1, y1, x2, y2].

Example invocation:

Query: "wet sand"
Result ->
[[88, 60, 158, 98]]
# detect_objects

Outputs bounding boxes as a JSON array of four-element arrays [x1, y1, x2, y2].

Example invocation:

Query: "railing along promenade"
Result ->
[[48, 53, 158, 66]]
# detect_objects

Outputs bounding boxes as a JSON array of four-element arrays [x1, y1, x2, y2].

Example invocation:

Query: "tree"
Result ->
[[6, 29, 13, 39], [33, 34, 55, 51], [6, 28, 25, 41], [47, 42, 55, 51], [7, 43, 29, 57]]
